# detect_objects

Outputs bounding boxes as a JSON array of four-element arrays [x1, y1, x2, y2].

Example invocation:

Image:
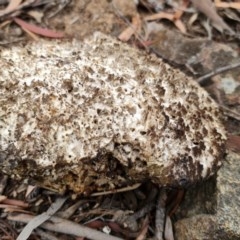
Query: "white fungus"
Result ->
[[0, 33, 226, 193]]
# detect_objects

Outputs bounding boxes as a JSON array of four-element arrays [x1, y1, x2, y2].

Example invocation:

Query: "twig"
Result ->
[[168, 189, 185, 217], [2, 198, 29, 208], [164, 216, 174, 240], [0, 219, 18, 240], [197, 62, 240, 84], [57, 199, 89, 219], [132, 201, 155, 220], [0, 175, 8, 194], [16, 197, 68, 240], [8, 214, 123, 240], [220, 105, 240, 121], [136, 216, 149, 240], [90, 183, 141, 197], [155, 189, 167, 240]]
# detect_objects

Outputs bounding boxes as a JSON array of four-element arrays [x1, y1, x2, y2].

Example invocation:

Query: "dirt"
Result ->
[[48, 0, 129, 40]]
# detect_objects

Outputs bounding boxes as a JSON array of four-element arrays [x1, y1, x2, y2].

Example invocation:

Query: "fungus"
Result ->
[[0, 33, 226, 194]]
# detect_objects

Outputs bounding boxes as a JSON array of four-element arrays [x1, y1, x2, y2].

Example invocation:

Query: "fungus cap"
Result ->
[[0, 33, 226, 193]]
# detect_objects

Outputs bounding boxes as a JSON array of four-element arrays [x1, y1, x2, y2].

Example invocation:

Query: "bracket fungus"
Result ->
[[0, 33, 226, 194]]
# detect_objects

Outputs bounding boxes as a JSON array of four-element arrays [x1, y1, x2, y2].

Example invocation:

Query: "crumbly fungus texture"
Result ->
[[0, 33, 226, 194]]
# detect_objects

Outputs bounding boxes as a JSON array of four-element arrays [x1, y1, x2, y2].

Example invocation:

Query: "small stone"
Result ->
[[216, 151, 240, 238], [174, 151, 240, 240], [174, 214, 216, 240], [0, 33, 226, 194]]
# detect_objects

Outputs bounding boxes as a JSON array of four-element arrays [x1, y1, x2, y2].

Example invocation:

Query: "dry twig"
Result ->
[[91, 183, 141, 197], [197, 62, 240, 84], [136, 216, 149, 240], [9, 214, 123, 240], [164, 216, 174, 240], [215, 0, 240, 10], [0, 175, 8, 194], [57, 199, 89, 219], [220, 105, 240, 121], [155, 189, 167, 240]]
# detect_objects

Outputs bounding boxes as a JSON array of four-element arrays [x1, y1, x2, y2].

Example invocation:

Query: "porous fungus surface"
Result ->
[[0, 33, 226, 193]]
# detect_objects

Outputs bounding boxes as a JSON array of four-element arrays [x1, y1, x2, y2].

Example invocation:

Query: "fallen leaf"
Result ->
[[215, 0, 240, 10], [164, 216, 174, 240], [145, 10, 186, 34], [14, 18, 64, 38], [136, 216, 149, 240], [0, 195, 7, 202], [118, 14, 141, 42], [191, 0, 234, 33], [0, 20, 11, 29], [0, 0, 22, 14], [174, 19, 186, 33], [188, 12, 199, 26], [27, 10, 44, 23], [144, 12, 174, 21], [2, 198, 29, 208]]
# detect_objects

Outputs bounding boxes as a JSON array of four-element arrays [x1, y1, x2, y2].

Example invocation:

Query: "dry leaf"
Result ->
[[144, 12, 174, 21], [27, 10, 44, 23], [188, 12, 199, 26], [0, 19, 11, 29], [0, 0, 22, 14], [118, 14, 141, 42], [14, 18, 64, 38], [174, 19, 186, 33], [164, 216, 174, 240], [0, 195, 7, 202], [191, 0, 234, 33], [145, 11, 186, 33], [136, 216, 149, 240], [17, 197, 67, 240], [215, 0, 240, 10], [2, 198, 29, 208]]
